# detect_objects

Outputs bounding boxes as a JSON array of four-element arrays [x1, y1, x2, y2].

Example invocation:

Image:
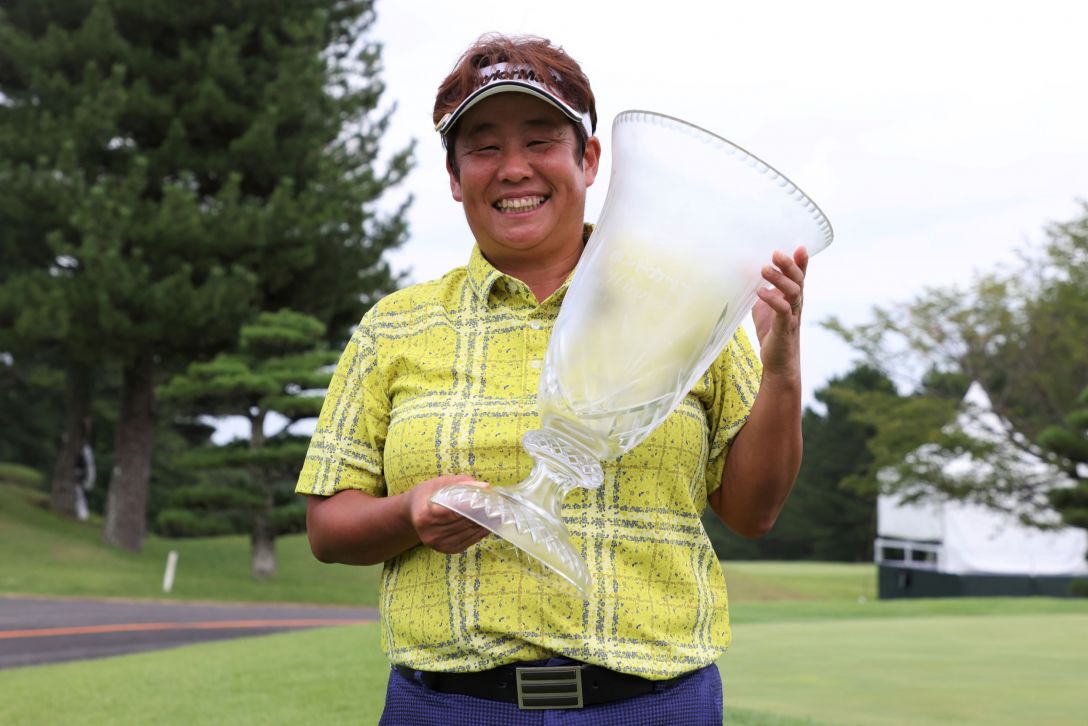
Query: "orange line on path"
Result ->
[[0, 618, 369, 640]]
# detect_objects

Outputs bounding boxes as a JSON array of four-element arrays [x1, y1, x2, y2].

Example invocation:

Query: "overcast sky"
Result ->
[[367, 0, 1088, 405]]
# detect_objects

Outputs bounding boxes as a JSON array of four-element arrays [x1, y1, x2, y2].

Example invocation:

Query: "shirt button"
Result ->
[[529, 360, 542, 370], [528, 320, 542, 330]]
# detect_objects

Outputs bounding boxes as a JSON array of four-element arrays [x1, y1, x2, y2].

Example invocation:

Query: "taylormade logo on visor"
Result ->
[[479, 62, 548, 84], [435, 62, 594, 138]]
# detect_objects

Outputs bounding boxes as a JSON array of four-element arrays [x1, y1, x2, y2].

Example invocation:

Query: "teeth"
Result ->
[[496, 196, 546, 211]]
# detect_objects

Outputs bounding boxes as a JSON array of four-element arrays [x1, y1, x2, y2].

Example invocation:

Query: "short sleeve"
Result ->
[[295, 313, 389, 497], [700, 327, 762, 496]]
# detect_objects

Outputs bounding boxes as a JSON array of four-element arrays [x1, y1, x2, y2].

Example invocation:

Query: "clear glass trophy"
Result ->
[[430, 111, 834, 596]]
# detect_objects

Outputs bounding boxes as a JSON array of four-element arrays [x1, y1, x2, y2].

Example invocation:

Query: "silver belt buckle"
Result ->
[[515, 665, 584, 710]]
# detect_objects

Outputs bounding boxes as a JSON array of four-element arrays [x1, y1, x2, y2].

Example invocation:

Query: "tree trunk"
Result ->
[[251, 485, 277, 580], [103, 355, 156, 551], [249, 411, 276, 580], [49, 364, 91, 517], [251, 508, 277, 580]]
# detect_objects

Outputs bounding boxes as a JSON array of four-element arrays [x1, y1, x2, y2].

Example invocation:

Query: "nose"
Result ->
[[497, 146, 532, 183]]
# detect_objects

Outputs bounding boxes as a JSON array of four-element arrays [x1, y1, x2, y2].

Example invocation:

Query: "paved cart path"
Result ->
[[0, 595, 377, 670]]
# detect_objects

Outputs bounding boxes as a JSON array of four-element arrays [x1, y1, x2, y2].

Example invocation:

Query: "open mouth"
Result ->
[[494, 195, 549, 213]]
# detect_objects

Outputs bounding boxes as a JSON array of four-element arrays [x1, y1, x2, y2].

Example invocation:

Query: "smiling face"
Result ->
[[448, 93, 600, 271]]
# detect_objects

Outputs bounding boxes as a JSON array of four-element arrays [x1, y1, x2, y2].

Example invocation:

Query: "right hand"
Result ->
[[407, 475, 492, 554]]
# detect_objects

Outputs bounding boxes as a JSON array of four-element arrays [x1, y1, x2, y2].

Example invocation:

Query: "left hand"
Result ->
[[751, 246, 809, 378]]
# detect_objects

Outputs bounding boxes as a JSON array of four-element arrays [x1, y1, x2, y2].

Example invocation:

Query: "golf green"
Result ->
[[719, 613, 1087, 725]]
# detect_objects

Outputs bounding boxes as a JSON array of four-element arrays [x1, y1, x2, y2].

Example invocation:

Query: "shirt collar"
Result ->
[[466, 244, 506, 305], [466, 224, 595, 308]]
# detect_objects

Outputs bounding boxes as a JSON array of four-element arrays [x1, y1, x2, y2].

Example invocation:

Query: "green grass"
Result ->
[[725, 707, 828, 725], [723, 561, 877, 602], [721, 613, 1088, 725], [0, 483, 380, 604], [0, 625, 389, 726], [1, 481, 875, 608], [727, 593, 1088, 625], [3, 481, 1087, 724], [0, 462, 43, 489], [4, 481, 876, 608], [0, 622, 829, 726], [3, 608, 1084, 725]]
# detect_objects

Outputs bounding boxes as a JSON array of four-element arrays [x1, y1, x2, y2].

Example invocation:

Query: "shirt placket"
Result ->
[[524, 306, 552, 395]]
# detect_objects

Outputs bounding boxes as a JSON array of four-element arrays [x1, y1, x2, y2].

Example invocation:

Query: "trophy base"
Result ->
[[430, 484, 590, 597]]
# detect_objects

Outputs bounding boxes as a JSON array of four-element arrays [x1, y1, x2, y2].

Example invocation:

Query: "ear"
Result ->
[[447, 158, 463, 202], [582, 136, 602, 188]]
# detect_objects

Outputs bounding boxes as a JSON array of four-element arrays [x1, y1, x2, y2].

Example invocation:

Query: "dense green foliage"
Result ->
[[825, 204, 1088, 525], [0, 1, 410, 548], [0, 363, 64, 474], [1042, 386, 1088, 533], [706, 364, 893, 561]]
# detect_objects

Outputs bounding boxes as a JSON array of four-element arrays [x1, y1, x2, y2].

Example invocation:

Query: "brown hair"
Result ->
[[435, 34, 597, 174]]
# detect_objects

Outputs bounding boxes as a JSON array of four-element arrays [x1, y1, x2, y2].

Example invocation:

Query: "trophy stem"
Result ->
[[430, 427, 605, 597]]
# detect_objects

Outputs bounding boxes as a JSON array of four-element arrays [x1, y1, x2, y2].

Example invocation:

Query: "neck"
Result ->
[[500, 245, 582, 301], [482, 227, 587, 301]]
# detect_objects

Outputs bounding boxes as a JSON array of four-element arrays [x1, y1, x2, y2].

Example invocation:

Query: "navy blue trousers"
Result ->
[[379, 660, 723, 726]]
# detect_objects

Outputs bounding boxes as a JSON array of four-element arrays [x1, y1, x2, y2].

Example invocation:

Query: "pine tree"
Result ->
[[0, 1, 410, 549], [0, 2, 109, 516], [0, 355, 66, 479], [158, 310, 336, 579], [1042, 387, 1088, 533]]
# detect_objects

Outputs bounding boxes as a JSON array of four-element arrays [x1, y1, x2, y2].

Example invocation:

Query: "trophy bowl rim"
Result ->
[[612, 109, 834, 252]]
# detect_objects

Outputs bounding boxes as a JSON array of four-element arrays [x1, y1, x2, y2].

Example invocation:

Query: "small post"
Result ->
[[162, 550, 179, 594]]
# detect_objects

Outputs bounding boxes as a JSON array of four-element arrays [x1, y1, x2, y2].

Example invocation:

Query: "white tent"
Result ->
[[877, 494, 1088, 577], [876, 382, 1088, 581]]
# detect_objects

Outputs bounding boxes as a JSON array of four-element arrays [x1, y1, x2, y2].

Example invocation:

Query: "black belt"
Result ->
[[395, 662, 686, 710]]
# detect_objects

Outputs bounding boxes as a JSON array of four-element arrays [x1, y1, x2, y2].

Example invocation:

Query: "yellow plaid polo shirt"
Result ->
[[297, 237, 762, 679]]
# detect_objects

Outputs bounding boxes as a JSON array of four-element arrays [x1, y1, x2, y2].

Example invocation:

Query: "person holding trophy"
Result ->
[[297, 33, 814, 726]]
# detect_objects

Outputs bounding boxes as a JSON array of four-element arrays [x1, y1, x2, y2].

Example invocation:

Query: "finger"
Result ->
[[446, 527, 492, 553], [419, 517, 487, 550], [416, 496, 483, 544], [429, 476, 488, 502], [431, 523, 491, 554], [761, 263, 802, 301], [425, 477, 488, 506], [756, 286, 793, 316], [427, 507, 490, 532], [424, 503, 488, 532], [793, 245, 810, 276], [770, 250, 806, 287]]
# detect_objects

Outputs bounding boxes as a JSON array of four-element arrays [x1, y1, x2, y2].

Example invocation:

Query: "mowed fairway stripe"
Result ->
[[0, 618, 371, 640]]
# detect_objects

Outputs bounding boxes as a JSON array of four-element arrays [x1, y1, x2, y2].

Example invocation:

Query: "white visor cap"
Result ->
[[435, 62, 594, 138]]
